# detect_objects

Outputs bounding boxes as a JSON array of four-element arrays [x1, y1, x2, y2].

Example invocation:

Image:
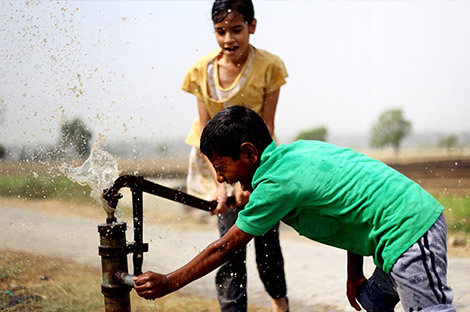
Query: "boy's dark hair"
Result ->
[[212, 0, 255, 25], [200, 106, 272, 160]]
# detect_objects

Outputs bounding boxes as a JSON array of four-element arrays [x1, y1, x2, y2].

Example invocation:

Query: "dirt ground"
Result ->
[[1, 157, 469, 310], [2, 198, 470, 312], [389, 159, 470, 195], [1, 193, 469, 260], [1, 157, 470, 256]]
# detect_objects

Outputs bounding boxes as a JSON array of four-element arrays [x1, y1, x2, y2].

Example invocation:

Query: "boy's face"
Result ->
[[214, 12, 256, 64], [208, 144, 258, 192]]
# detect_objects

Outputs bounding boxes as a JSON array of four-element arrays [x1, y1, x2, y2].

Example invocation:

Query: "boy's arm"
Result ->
[[262, 88, 280, 137], [133, 225, 254, 300], [346, 251, 367, 311]]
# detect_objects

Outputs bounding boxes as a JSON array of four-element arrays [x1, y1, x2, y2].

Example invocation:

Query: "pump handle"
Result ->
[[103, 175, 236, 211]]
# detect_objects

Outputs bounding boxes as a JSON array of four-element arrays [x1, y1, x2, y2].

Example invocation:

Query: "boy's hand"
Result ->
[[133, 271, 171, 300], [234, 183, 250, 207], [346, 276, 367, 311], [346, 251, 366, 311], [211, 184, 228, 216]]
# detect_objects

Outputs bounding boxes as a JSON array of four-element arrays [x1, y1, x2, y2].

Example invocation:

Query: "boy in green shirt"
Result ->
[[134, 106, 455, 312]]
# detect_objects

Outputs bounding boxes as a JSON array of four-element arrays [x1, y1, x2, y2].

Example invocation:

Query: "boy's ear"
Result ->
[[240, 142, 259, 164], [249, 18, 257, 34]]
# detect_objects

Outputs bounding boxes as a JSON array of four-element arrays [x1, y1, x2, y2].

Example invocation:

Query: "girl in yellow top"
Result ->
[[181, 1, 288, 311]]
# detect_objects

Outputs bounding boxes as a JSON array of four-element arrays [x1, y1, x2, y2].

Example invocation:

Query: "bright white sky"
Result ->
[[1, 0, 469, 147]]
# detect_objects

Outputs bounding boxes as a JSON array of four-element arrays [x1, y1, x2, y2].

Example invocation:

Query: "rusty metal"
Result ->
[[99, 175, 235, 312], [98, 219, 132, 312]]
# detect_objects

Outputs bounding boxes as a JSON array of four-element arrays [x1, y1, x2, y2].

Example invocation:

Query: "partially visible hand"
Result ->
[[133, 271, 171, 300], [211, 184, 228, 216], [346, 276, 367, 311], [234, 183, 250, 207]]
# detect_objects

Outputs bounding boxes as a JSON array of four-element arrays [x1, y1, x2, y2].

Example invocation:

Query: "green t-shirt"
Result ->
[[235, 140, 444, 273]]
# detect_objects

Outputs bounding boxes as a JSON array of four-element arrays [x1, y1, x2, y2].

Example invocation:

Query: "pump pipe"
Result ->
[[98, 218, 132, 312]]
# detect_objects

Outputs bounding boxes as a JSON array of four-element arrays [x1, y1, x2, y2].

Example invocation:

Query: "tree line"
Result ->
[[0, 117, 92, 161], [295, 108, 461, 155], [0, 109, 463, 161]]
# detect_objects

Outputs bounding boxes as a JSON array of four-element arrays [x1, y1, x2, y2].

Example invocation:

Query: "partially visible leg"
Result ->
[[216, 206, 248, 312], [391, 213, 455, 312], [357, 267, 400, 312], [254, 222, 288, 311]]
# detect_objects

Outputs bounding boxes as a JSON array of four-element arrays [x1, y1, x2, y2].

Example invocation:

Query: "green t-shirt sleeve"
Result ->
[[236, 179, 293, 236]]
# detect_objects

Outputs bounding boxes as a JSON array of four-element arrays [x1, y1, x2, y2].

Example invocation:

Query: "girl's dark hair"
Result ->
[[211, 0, 255, 25], [200, 106, 272, 160]]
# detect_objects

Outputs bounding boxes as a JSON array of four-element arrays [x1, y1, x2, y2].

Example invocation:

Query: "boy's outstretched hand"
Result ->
[[133, 271, 170, 300], [346, 276, 367, 311], [346, 251, 367, 311]]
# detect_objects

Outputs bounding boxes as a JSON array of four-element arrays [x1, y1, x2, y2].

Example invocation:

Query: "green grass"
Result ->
[[0, 250, 269, 312], [436, 194, 470, 234], [0, 250, 104, 311], [0, 174, 93, 203]]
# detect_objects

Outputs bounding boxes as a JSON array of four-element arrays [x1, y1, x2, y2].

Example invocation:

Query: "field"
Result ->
[[0, 156, 272, 312], [0, 150, 469, 310], [0, 150, 469, 226], [389, 159, 470, 195], [1, 150, 469, 239]]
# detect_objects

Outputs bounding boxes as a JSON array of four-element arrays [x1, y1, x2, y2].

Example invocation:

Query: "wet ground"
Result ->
[[1, 205, 469, 311]]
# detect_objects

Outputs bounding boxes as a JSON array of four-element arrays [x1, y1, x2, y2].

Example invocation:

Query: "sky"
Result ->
[[1, 0, 469, 148]]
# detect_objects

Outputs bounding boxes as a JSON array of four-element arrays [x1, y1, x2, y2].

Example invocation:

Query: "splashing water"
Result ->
[[61, 138, 120, 218]]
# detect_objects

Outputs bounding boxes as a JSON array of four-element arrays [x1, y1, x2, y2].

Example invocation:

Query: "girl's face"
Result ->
[[214, 12, 256, 64]]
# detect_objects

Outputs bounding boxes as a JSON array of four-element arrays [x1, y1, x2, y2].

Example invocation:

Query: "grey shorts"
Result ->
[[359, 213, 456, 312]]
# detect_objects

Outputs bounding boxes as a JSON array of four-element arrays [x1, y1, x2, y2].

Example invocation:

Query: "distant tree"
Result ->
[[0, 100, 5, 159], [438, 134, 458, 150], [295, 126, 328, 142], [18, 146, 30, 162], [157, 143, 169, 156], [0, 144, 6, 160], [370, 109, 412, 156], [58, 117, 92, 159]]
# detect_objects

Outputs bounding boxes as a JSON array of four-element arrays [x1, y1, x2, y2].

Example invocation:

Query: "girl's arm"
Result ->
[[262, 88, 280, 137], [197, 99, 211, 131], [197, 99, 228, 214], [133, 225, 254, 299]]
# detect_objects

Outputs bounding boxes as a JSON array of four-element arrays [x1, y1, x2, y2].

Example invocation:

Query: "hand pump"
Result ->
[[99, 175, 233, 312]]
